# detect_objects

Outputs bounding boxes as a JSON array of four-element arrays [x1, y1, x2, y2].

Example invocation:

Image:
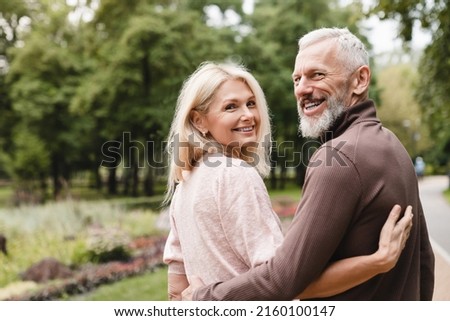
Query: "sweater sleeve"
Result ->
[[163, 210, 186, 276], [216, 164, 284, 268], [193, 147, 361, 300]]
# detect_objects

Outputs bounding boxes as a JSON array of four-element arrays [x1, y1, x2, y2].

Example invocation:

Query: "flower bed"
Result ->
[[5, 236, 167, 301]]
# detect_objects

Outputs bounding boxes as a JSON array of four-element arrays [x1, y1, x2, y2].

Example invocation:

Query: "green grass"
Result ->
[[67, 267, 168, 301], [0, 185, 13, 207], [0, 179, 168, 208], [444, 189, 450, 204], [267, 181, 302, 200]]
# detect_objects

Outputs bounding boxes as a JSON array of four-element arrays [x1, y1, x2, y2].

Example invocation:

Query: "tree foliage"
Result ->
[[371, 0, 450, 169], [376, 64, 432, 157], [0, 0, 380, 201]]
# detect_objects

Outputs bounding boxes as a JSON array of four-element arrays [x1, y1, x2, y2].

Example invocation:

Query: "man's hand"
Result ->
[[181, 276, 205, 301], [376, 205, 413, 272]]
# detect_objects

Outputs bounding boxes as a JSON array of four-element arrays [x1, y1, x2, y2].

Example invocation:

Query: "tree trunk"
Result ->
[[143, 168, 154, 196], [94, 165, 102, 191], [122, 168, 130, 195], [108, 167, 117, 195], [51, 154, 62, 199], [280, 162, 287, 190], [132, 162, 139, 197]]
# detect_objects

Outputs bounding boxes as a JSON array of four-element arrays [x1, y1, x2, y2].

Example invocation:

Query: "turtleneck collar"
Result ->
[[320, 99, 379, 143]]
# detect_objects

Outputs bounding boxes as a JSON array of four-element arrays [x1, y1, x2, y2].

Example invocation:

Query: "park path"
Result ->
[[418, 175, 450, 301]]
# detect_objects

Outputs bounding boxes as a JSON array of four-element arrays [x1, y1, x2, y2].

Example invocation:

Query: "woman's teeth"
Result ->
[[235, 127, 253, 132]]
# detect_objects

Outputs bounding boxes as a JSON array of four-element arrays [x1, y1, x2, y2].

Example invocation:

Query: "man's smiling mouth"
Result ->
[[304, 100, 324, 111]]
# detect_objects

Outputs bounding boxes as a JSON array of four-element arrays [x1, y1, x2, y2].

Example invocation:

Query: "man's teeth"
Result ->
[[305, 102, 321, 110], [235, 127, 253, 132]]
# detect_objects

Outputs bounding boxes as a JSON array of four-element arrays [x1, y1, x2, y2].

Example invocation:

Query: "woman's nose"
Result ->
[[240, 106, 254, 120]]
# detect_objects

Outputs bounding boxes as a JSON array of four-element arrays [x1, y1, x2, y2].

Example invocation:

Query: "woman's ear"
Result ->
[[190, 110, 207, 134], [352, 65, 370, 96]]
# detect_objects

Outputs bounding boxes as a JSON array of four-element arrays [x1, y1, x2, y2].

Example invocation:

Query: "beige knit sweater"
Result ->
[[163, 154, 283, 285]]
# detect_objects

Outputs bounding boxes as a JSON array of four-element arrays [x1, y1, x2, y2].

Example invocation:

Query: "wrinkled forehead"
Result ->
[[294, 40, 341, 71], [299, 38, 339, 60]]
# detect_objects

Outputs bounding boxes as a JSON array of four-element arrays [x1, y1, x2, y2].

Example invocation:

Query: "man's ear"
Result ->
[[352, 65, 370, 96], [190, 110, 207, 133]]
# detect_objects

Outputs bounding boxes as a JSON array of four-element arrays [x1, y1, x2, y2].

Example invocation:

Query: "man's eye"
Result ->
[[313, 72, 325, 79], [293, 77, 301, 85]]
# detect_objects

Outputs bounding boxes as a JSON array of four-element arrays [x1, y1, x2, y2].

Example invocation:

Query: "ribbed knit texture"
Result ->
[[194, 100, 435, 301]]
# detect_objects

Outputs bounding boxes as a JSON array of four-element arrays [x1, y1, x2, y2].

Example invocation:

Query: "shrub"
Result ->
[[83, 227, 132, 264]]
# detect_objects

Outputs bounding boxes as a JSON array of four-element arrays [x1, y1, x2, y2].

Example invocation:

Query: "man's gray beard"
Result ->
[[298, 97, 345, 138]]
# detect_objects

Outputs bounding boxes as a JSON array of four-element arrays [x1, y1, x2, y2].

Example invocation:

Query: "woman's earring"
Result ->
[[202, 131, 207, 137]]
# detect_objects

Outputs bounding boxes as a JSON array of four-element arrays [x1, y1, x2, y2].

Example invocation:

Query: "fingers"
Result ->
[[404, 205, 413, 220], [397, 206, 413, 249], [405, 205, 413, 232], [386, 204, 402, 226], [379, 205, 402, 245], [397, 205, 413, 229]]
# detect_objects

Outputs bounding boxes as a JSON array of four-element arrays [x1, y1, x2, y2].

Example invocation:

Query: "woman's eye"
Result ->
[[225, 104, 236, 110], [247, 100, 256, 108]]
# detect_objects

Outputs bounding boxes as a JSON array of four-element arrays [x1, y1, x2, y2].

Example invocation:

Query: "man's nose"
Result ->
[[294, 78, 313, 98]]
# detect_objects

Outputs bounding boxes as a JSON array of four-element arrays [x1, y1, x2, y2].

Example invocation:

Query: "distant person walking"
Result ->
[[415, 157, 426, 180]]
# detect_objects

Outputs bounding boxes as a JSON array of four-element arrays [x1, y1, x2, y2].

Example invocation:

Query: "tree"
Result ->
[[0, 0, 30, 56], [6, 1, 88, 198], [0, 0, 31, 179], [370, 0, 450, 171], [69, 0, 239, 195], [376, 64, 431, 158], [3, 0, 246, 199]]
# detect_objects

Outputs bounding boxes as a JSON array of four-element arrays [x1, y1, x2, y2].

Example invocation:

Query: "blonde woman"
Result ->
[[163, 62, 412, 300]]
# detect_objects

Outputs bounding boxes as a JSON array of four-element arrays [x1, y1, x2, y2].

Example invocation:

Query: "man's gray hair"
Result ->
[[298, 27, 369, 72]]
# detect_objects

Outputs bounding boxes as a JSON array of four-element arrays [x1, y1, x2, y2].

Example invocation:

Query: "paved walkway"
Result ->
[[418, 175, 450, 301]]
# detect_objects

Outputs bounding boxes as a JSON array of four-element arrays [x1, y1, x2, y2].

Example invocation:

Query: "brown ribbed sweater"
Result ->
[[194, 100, 435, 301]]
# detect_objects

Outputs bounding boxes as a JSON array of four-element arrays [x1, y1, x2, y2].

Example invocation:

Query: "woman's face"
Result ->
[[202, 79, 260, 149]]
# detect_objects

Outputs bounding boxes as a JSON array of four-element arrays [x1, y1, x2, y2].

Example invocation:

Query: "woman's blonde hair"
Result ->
[[163, 61, 272, 205]]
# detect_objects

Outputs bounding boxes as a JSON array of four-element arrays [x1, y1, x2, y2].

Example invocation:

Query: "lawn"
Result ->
[[267, 181, 302, 199], [0, 185, 13, 207]]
